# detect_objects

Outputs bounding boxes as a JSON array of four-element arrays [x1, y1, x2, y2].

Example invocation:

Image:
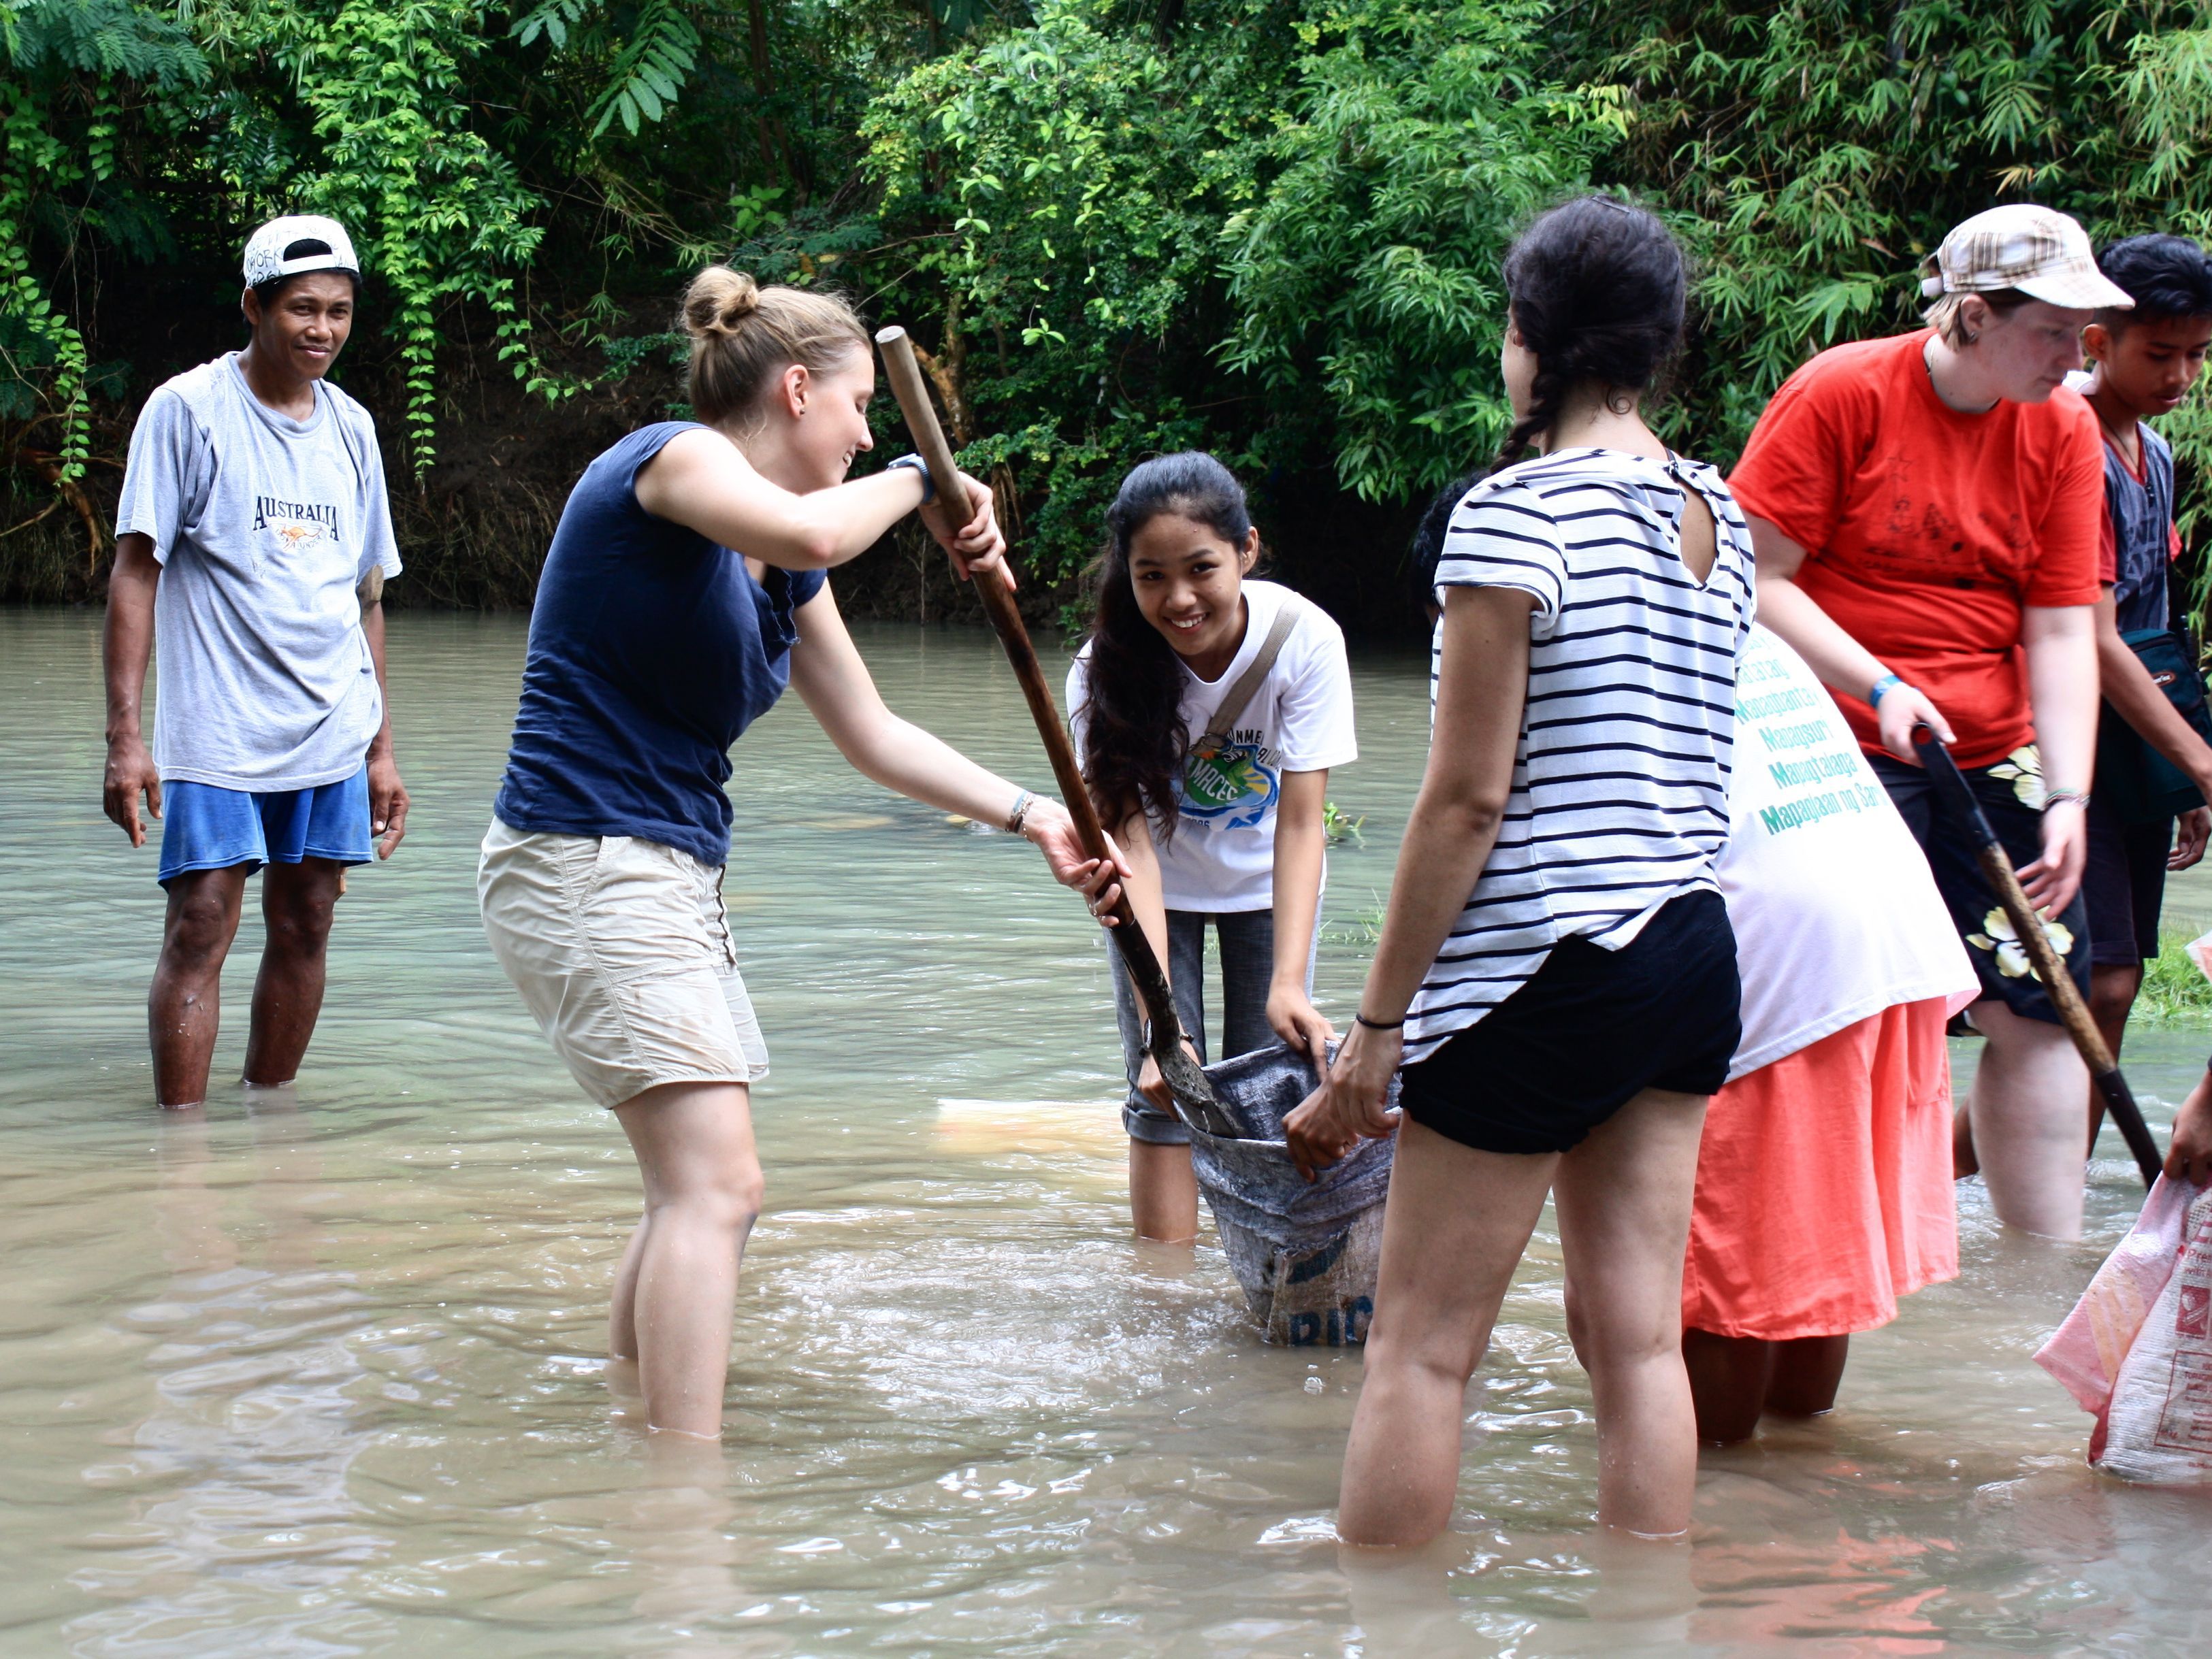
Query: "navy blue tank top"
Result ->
[[493, 423, 826, 864]]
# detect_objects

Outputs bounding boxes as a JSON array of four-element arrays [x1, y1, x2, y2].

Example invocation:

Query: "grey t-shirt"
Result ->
[[116, 352, 402, 791]]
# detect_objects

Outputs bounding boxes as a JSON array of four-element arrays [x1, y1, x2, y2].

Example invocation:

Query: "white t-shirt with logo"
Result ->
[[1718, 625, 1976, 1079], [1067, 579, 1358, 912], [116, 351, 402, 792]]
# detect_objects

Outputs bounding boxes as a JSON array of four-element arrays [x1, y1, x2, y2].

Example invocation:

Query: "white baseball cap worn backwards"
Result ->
[[242, 215, 360, 288], [1918, 205, 2134, 311]]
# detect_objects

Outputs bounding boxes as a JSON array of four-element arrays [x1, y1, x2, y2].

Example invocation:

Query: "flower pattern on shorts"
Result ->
[[1966, 906, 2075, 979], [1985, 744, 2047, 810]]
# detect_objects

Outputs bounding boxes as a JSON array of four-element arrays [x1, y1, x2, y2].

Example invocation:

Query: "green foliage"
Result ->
[[0, 0, 206, 476], [863, 0, 1602, 577], [1220, 1, 1621, 501], [864, 0, 1284, 577], [2135, 931, 2212, 1028], [513, 0, 703, 139], [195, 0, 551, 470], [1584, 3, 2212, 462], [16, 0, 2212, 619]]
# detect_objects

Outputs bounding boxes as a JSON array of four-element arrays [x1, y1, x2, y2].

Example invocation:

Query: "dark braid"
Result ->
[[1492, 195, 1688, 472], [1077, 452, 1254, 840]]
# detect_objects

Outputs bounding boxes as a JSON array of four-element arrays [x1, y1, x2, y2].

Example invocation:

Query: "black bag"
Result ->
[[2095, 627, 2212, 823]]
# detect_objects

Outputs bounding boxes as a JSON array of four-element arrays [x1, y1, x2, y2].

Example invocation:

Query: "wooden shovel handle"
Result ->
[[1915, 730, 2162, 1186], [875, 325, 1187, 1042]]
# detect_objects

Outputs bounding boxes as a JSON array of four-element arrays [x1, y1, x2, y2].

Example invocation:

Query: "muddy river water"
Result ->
[[1, 607, 2208, 1656]]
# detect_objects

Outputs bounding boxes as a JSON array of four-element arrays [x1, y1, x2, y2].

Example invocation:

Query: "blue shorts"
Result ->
[[157, 767, 374, 887]]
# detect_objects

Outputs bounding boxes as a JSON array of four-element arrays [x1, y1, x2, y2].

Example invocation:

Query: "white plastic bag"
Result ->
[[2036, 1177, 2212, 1482]]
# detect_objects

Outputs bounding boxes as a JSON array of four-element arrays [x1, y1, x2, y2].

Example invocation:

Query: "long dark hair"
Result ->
[[1077, 451, 1254, 836], [1495, 195, 1687, 470]]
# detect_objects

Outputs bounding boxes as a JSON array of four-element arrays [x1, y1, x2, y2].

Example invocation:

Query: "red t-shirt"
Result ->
[[1729, 330, 2104, 766]]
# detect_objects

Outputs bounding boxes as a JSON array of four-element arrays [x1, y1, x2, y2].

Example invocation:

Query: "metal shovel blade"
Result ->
[[1150, 1028, 1238, 1138]]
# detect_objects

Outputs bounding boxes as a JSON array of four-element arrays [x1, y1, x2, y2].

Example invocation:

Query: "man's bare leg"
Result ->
[[2086, 962, 2141, 1156], [244, 858, 342, 1087], [150, 866, 251, 1108]]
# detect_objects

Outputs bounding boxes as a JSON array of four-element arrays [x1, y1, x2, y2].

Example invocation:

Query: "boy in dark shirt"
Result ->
[[2071, 233, 2212, 1154]]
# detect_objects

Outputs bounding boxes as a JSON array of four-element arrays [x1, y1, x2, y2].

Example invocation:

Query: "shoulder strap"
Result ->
[[1198, 597, 1303, 749]]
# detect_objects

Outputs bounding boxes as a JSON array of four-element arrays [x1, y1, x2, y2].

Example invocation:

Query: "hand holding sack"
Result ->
[[2036, 1177, 2212, 1482]]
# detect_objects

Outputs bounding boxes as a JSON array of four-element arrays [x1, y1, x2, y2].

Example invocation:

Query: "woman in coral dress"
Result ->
[[1682, 624, 1980, 1441]]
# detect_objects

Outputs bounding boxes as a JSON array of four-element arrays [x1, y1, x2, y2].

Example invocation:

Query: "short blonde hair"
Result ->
[[679, 267, 870, 427], [1921, 286, 2035, 350]]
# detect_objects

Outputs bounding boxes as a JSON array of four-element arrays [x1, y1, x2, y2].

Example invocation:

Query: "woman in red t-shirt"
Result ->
[[1729, 204, 2128, 1242]]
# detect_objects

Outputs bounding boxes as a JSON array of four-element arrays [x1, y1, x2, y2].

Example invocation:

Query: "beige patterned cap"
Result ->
[[1919, 205, 2132, 310], [242, 214, 358, 287]]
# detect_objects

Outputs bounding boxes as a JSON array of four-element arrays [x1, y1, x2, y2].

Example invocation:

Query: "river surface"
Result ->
[[1, 606, 2209, 1656]]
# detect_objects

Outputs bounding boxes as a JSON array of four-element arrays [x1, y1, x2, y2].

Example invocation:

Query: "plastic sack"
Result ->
[[2035, 1176, 2212, 1482], [1190, 1041, 1397, 1347], [2185, 927, 2212, 985]]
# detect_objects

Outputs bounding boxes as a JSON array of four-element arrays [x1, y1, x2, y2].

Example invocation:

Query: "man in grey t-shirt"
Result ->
[[102, 214, 409, 1109]]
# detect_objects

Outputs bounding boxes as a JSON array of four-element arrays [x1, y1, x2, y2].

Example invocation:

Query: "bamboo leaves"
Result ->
[[585, 2, 700, 137]]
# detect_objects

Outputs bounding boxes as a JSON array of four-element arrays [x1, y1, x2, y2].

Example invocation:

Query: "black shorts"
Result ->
[[1868, 752, 2090, 1022], [1396, 889, 1740, 1157], [2083, 796, 2170, 967]]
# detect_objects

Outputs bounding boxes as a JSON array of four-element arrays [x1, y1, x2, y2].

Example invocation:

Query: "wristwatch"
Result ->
[[885, 453, 935, 504]]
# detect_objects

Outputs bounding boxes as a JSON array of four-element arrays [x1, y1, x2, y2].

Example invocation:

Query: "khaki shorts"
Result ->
[[478, 819, 769, 1108]]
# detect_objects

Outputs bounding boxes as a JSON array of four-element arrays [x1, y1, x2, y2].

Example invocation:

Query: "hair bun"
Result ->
[[682, 266, 760, 342]]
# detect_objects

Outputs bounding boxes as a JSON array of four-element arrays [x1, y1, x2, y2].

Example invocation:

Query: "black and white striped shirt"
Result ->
[[1404, 447, 1755, 1064]]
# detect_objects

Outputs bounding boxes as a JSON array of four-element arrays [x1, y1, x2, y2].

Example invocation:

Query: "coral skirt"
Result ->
[[1681, 996, 1957, 1341]]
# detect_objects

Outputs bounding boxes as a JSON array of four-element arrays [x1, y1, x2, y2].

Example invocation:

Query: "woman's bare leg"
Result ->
[[1680, 1330, 1773, 1445], [1763, 1334, 1849, 1417], [610, 1079, 764, 1438], [1551, 1087, 1708, 1536], [609, 1211, 655, 1361], [1337, 1118, 1556, 1547], [1129, 1140, 1200, 1243], [1966, 998, 2087, 1241]]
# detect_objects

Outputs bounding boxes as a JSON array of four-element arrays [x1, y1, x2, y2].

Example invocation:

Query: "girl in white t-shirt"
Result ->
[[1067, 452, 1358, 1243]]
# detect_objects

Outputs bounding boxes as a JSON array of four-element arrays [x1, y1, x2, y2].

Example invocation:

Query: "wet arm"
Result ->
[[101, 533, 161, 846], [1107, 810, 1173, 979], [1267, 770, 1334, 1060], [787, 583, 1028, 825], [361, 572, 408, 856], [2023, 604, 2098, 792], [2096, 591, 2212, 793], [1746, 514, 1954, 757], [1354, 587, 1531, 1023], [1744, 516, 1883, 693], [636, 427, 930, 572], [1283, 587, 1531, 1173], [2016, 602, 2096, 912]]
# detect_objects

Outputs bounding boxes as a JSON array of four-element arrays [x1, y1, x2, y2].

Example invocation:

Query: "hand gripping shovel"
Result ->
[[875, 325, 1235, 1137], [1913, 729, 2162, 1187]]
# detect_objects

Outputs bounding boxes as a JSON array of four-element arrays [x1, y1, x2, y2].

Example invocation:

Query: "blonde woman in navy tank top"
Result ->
[[479, 270, 1120, 1443]]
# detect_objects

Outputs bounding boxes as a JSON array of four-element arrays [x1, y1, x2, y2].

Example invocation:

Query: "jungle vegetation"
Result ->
[[7, 0, 2212, 629]]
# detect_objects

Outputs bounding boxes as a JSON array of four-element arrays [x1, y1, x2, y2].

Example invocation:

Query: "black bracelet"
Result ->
[[1354, 1013, 1405, 1031]]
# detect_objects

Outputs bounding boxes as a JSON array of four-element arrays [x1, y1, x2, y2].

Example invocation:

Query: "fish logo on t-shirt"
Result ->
[[1178, 729, 1280, 830]]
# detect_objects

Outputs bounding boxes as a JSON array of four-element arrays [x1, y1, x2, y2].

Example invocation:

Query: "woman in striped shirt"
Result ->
[[1286, 196, 1755, 1544]]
